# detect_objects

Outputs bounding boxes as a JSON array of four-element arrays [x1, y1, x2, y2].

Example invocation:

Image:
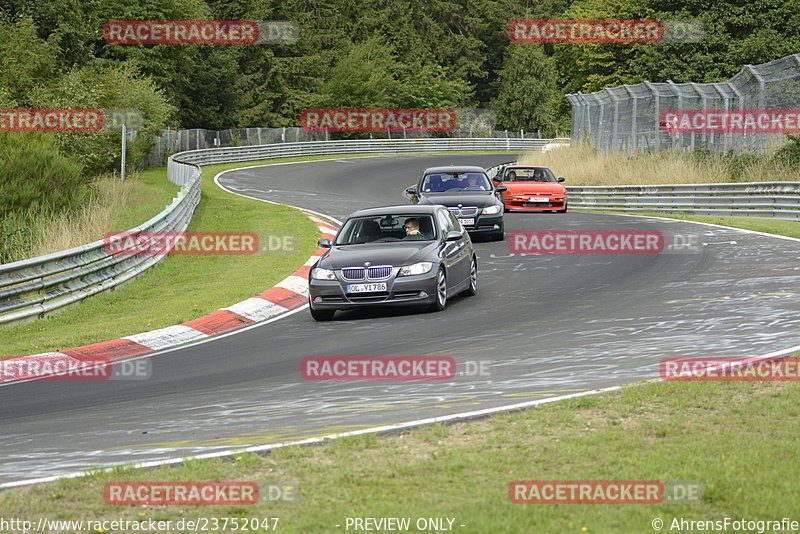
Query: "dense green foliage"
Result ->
[[3, 0, 799, 139], [0, 132, 87, 261], [1, 0, 799, 260]]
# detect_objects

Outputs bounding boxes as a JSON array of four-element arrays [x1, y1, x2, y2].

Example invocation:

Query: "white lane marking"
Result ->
[[0, 384, 621, 490], [6, 333, 798, 491], [587, 212, 800, 244]]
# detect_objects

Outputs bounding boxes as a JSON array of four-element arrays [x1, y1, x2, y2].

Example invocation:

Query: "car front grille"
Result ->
[[341, 267, 365, 280], [340, 265, 393, 281], [448, 206, 479, 217], [367, 266, 392, 279]]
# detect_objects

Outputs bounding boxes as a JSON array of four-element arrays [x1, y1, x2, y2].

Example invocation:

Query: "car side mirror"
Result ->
[[557, 177, 566, 182], [405, 186, 418, 195], [495, 185, 508, 193], [445, 230, 462, 241], [318, 238, 332, 248], [492, 176, 503, 182]]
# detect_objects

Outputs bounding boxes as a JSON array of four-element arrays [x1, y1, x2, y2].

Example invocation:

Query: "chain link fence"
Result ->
[[567, 52, 800, 154]]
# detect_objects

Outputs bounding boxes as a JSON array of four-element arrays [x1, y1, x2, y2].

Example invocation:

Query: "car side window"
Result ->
[[446, 211, 462, 232], [437, 210, 454, 235]]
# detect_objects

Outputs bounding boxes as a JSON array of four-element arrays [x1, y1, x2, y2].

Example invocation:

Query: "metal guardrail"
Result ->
[[486, 161, 800, 221], [568, 182, 800, 221], [0, 159, 201, 326], [169, 137, 548, 166], [0, 138, 539, 326]]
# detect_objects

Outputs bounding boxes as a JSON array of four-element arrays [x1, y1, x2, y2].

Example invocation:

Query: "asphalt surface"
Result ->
[[1, 153, 800, 483]]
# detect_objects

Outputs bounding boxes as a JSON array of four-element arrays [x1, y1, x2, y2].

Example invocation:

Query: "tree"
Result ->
[[491, 44, 561, 134]]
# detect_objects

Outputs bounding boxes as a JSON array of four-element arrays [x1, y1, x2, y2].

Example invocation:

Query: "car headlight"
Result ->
[[311, 267, 336, 280], [398, 262, 433, 277], [482, 205, 502, 215]]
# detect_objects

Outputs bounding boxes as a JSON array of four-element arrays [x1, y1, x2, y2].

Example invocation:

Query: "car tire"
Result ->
[[460, 256, 477, 297], [429, 268, 448, 311], [309, 299, 335, 321]]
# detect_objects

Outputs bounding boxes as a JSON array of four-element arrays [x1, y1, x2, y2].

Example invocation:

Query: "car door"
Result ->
[[446, 209, 472, 283], [437, 209, 469, 289]]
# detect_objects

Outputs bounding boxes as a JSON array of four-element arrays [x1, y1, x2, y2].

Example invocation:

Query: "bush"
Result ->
[[772, 134, 800, 168], [0, 133, 87, 262]]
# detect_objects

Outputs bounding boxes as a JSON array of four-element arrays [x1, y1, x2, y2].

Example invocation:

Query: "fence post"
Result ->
[[594, 94, 605, 151], [624, 86, 637, 153], [667, 81, 683, 151], [728, 81, 745, 154], [643, 82, 660, 152], [745, 64, 766, 153]]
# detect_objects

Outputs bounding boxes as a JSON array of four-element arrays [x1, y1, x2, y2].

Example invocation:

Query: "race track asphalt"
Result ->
[[2, 153, 799, 483]]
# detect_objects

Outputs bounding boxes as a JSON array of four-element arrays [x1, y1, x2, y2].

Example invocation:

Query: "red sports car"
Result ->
[[492, 165, 567, 213]]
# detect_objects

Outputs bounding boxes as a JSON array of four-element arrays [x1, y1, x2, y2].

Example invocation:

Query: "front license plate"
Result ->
[[459, 218, 475, 226], [527, 197, 549, 202], [347, 283, 387, 293]]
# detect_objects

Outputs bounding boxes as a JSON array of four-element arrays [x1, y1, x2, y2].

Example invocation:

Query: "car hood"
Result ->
[[417, 191, 498, 207], [503, 182, 566, 194], [319, 242, 438, 269]]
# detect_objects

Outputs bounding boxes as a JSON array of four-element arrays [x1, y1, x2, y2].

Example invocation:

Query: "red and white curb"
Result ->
[[0, 213, 338, 383]]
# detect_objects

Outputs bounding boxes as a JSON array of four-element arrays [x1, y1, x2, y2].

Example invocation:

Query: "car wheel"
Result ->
[[309, 299, 335, 321], [429, 268, 447, 311], [460, 256, 477, 297]]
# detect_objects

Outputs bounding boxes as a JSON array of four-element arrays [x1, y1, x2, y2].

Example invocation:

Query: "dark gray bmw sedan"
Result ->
[[308, 205, 477, 321], [405, 165, 507, 241]]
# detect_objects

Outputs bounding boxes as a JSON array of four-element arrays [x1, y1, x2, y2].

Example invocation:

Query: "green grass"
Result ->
[[3, 379, 800, 532], [0, 162, 319, 358], [579, 210, 800, 239], [112, 168, 180, 231]]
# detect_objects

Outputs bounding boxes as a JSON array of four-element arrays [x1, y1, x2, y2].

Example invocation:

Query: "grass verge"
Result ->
[[2, 378, 800, 532], [3, 172, 178, 262], [521, 143, 800, 185], [0, 161, 319, 358]]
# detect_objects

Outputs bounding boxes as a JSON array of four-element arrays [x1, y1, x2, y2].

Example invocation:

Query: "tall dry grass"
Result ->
[[22, 176, 139, 259], [519, 143, 799, 186]]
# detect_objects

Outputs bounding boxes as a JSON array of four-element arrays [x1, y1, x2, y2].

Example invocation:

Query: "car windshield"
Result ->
[[504, 167, 557, 182], [421, 172, 492, 192], [335, 214, 436, 245]]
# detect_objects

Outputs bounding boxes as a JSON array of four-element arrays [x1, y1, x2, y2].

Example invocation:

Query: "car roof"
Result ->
[[347, 204, 445, 218], [423, 166, 487, 174], [507, 165, 550, 169]]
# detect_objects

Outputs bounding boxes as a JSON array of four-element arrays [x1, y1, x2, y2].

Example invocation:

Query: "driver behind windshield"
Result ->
[[403, 218, 426, 240], [465, 175, 486, 190]]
